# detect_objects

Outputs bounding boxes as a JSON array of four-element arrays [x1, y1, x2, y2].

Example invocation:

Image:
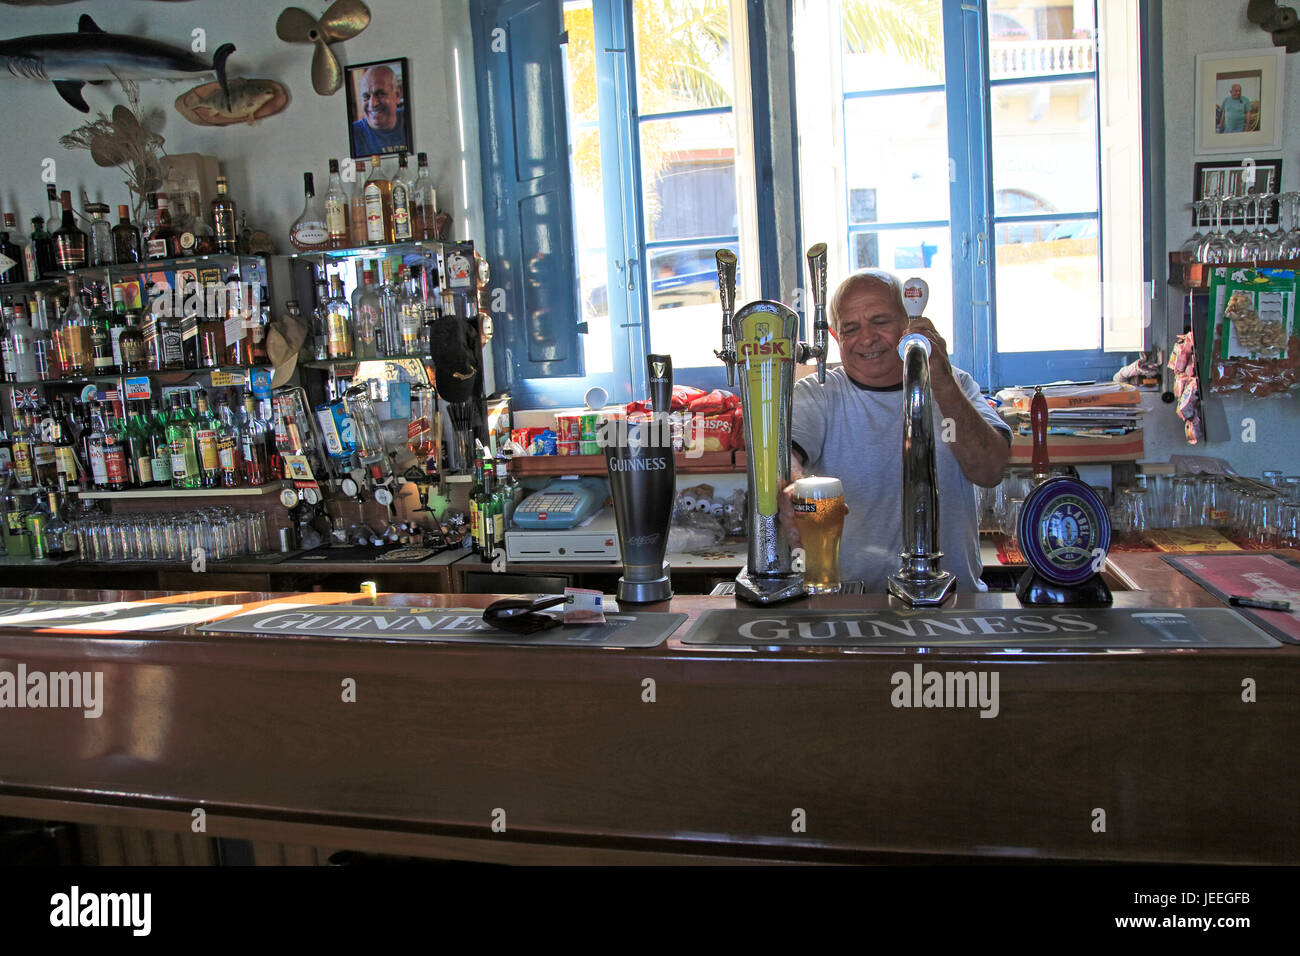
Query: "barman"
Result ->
[[784, 269, 1012, 592]]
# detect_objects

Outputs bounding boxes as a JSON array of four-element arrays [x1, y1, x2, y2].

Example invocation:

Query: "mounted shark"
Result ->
[[0, 13, 234, 113]]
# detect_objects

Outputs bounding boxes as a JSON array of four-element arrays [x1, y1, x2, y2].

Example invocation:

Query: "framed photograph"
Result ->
[[1191, 159, 1283, 225], [1194, 48, 1286, 155], [345, 57, 413, 159]]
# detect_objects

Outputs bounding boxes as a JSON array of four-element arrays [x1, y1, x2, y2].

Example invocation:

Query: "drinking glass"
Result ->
[[1279, 504, 1300, 548], [1199, 475, 1231, 529], [1170, 476, 1200, 529], [1182, 201, 1209, 261], [1002, 496, 1025, 552]]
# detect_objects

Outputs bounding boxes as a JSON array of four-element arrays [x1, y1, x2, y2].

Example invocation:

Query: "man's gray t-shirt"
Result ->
[[791, 366, 1010, 593]]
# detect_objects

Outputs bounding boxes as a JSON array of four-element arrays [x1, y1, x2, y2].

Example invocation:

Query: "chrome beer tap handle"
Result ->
[[714, 249, 738, 387], [806, 242, 828, 384]]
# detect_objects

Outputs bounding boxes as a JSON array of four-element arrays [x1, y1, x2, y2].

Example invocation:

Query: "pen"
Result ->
[[1228, 595, 1293, 612]]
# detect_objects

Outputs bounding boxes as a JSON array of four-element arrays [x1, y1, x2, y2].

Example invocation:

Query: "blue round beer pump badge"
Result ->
[[1017, 477, 1111, 586]]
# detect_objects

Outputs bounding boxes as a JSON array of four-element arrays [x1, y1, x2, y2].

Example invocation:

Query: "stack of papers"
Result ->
[[997, 382, 1143, 438]]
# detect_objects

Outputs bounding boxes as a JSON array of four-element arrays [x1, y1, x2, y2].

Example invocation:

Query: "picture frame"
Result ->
[[1191, 158, 1283, 225], [1194, 48, 1286, 155], [345, 57, 414, 160]]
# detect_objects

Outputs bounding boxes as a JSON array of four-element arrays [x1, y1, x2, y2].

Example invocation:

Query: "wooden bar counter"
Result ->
[[0, 551, 1296, 865]]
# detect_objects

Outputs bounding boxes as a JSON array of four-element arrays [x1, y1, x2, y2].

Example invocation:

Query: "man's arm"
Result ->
[[932, 377, 1011, 488], [903, 317, 1010, 488]]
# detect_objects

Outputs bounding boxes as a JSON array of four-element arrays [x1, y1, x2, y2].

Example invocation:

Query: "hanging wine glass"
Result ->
[[1282, 192, 1300, 260], [1222, 197, 1246, 262], [1259, 193, 1284, 261], [1182, 201, 1208, 261], [1202, 195, 1231, 265], [1240, 194, 1265, 263]]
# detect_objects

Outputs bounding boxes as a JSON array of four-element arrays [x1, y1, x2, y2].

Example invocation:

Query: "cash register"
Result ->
[[505, 477, 621, 561]]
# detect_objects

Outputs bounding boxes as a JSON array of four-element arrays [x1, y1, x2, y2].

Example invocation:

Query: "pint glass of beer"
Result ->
[[791, 476, 848, 594]]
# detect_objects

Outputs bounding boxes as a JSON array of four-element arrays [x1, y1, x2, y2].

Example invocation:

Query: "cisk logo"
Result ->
[[739, 339, 791, 359]]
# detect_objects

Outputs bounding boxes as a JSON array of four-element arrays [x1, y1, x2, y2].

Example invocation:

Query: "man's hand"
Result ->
[[904, 316, 956, 394], [779, 480, 802, 552]]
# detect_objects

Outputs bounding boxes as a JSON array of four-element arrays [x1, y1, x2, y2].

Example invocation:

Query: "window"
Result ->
[[793, 0, 1147, 388], [475, 0, 760, 409]]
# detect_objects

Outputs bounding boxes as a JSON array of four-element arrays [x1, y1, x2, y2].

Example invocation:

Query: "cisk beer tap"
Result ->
[[716, 247, 828, 605]]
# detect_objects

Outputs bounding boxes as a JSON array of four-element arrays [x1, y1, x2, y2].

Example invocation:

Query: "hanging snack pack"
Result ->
[[1204, 267, 1299, 397]]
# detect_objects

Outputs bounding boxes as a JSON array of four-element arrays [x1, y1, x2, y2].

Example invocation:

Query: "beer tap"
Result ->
[[804, 243, 829, 384], [714, 250, 738, 387], [887, 277, 955, 607]]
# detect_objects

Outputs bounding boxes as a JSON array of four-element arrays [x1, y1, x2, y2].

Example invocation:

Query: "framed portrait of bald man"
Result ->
[[1193, 48, 1285, 155], [345, 57, 415, 159]]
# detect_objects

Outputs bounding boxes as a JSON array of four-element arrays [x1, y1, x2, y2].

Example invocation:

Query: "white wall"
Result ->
[[0, 0, 483, 249], [1145, 0, 1300, 474]]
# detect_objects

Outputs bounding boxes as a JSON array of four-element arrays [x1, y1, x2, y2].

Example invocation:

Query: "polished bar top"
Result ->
[[0, 550, 1296, 865]]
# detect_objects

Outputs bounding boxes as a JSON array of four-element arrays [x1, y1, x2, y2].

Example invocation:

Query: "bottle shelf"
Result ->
[[511, 451, 742, 476], [0, 253, 265, 294], [300, 355, 431, 370], [284, 239, 471, 261], [77, 483, 282, 500], [8, 365, 273, 387]]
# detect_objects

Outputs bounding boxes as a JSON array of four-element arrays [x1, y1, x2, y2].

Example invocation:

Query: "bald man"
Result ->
[[783, 269, 1011, 593], [351, 65, 408, 156]]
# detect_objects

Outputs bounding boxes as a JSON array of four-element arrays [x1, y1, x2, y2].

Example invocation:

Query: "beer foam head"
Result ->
[[791, 476, 843, 500]]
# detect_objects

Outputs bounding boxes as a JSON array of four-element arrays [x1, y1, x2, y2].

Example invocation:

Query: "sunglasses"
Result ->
[[482, 594, 568, 634]]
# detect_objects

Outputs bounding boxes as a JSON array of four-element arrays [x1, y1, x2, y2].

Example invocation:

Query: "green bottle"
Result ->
[[127, 401, 153, 487], [148, 399, 172, 485], [2, 481, 30, 557], [167, 392, 201, 490]]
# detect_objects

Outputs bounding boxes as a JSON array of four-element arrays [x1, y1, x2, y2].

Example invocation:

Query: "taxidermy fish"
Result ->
[[176, 78, 282, 126], [0, 13, 235, 113]]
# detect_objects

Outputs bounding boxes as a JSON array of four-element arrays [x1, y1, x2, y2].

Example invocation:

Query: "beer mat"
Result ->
[[995, 539, 1147, 565], [680, 607, 1280, 649], [0, 598, 244, 633], [708, 581, 867, 596], [1162, 553, 1300, 645], [376, 547, 438, 562], [1145, 528, 1243, 553], [199, 605, 684, 648]]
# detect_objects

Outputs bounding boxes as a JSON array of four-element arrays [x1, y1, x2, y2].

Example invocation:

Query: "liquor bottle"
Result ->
[[125, 401, 152, 487], [193, 389, 221, 488], [349, 159, 369, 246], [102, 403, 131, 491], [390, 152, 413, 243], [11, 410, 33, 486], [496, 454, 520, 530], [86, 401, 108, 489], [240, 393, 271, 486], [29, 406, 57, 488], [324, 159, 349, 250], [326, 276, 353, 359], [411, 152, 438, 240], [53, 190, 88, 271], [2, 477, 29, 556], [309, 279, 330, 360], [27, 216, 56, 280], [398, 265, 425, 354], [212, 176, 238, 254], [139, 193, 160, 252], [147, 193, 179, 259], [116, 291, 145, 374], [468, 455, 483, 553], [111, 205, 141, 264], [89, 285, 116, 375], [178, 208, 215, 257], [43, 480, 77, 559], [52, 400, 80, 487], [215, 393, 243, 488], [378, 261, 402, 355], [7, 302, 36, 382], [0, 214, 26, 283], [152, 287, 185, 371], [248, 289, 270, 365], [363, 159, 394, 245], [46, 184, 60, 226], [167, 392, 200, 490], [58, 278, 94, 375], [87, 203, 113, 266], [351, 268, 381, 359], [290, 172, 330, 252], [147, 399, 172, 486]]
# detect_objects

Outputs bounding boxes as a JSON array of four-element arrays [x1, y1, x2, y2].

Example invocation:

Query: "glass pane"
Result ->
[[987, 0, 1096, 80], [634, 0, 734, 114], [648, 242, 737, 368], [639, 113, 738, 242], [993, 218, 1100, 352], [990, 80, 1098, 216], [843, 93, 950, 225], [564, 1, 611, 375], [846, 227, 954, 348], [841, 0, 944, 91]]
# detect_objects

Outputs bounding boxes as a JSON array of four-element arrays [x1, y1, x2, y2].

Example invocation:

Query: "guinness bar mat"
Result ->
[[681, 607, 1281, 648], [1163, 553, 1300, 645], [0, 599, 239, 633], [199, 605, 686, 648]]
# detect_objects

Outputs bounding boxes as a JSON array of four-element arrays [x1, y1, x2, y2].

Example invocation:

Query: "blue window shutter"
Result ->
[[473, 0, 583, 395]]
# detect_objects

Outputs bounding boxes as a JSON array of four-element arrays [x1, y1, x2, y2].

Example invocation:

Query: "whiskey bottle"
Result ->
[[363, 159, 394, 245], [349, 159, 368, 246], [411, 152, 438, 240], [325, 159, 349, 250], [326, 276, 353, 359], [52, 190, 88, 270], [390, 152, 413, 243], [211, 176, 238, 254], [193, 389, 221, 488], [147, 193, 180, 259], [111, 205, 141, 263]]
